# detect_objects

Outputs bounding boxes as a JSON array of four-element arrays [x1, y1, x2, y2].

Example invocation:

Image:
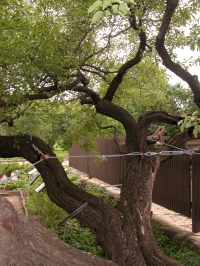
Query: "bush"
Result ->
[[0, 163, 27, 177]]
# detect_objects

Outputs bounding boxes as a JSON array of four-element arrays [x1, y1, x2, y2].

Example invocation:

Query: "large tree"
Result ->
[[0, 0, 200, 265]]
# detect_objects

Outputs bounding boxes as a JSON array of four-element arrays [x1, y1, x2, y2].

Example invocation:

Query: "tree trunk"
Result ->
[[0, 134, 183, 265]]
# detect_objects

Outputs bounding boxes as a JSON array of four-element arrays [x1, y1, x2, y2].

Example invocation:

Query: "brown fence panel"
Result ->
[[192, 154, 200, 233], [152, 154, 191, 217], [68, 144, 89, 174], [69, 137, 200, 233], [88, 138, 122, 184], [69, 138, 123, 184]]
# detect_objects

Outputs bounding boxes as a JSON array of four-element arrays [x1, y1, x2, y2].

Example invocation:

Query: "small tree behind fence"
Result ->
[[69, 138, 200, 233]]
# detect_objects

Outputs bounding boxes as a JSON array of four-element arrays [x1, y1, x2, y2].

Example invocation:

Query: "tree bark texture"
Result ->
[[0, 197, 117, 266]]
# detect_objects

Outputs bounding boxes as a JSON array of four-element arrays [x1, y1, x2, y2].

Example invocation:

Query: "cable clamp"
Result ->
[[126, 152, 142, 156], [145, 152, 158, 156], [101, 155, 106, 161], [32, 144, 49, 161], [188, 150, 196, 158], [159, 151, 184, 156]]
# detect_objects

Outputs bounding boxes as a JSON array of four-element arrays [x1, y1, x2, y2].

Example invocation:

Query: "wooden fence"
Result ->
[[69, 138, 200, 233]]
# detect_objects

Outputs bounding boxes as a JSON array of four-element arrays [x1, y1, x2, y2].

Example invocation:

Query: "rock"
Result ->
[[0, 197, 117, 266], [0, 174, 8, 184], [10, 172, 18, 181]]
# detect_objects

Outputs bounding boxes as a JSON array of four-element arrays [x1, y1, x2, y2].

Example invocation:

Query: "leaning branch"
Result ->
[[155, 0, 200, 107], [138, 111, 183, 128]]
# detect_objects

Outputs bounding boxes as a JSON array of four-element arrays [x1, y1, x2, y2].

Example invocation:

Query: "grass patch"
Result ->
[[53, 149, 68, 158], [153, 225, 200, 266], [56, 220, 106, 258]]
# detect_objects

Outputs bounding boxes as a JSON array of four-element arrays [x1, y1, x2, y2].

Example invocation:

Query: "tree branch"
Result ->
[[153, 129, 200, 163], [82, 64, 117, 81], [95, 120, 126, 154], [104, 29, 147, 102], [25, 70, 100, 105], [74, 86, 101, 104], [155, 0, 200, 107], [138, 111, 183, 127], [137, 111, 183, 152], [95, 99, 136, 134]]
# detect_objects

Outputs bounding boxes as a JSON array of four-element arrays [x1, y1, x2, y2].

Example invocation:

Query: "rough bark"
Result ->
[[0, 197, 117, 266]]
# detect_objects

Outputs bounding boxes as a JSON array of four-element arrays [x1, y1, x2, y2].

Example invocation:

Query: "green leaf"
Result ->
[[112, 4, 123, 15], [192, 111, 199, 116], [105, 9, 111, 16], [177, 119, 184, 126], [103, 0, 112, 10], [185, 120, 192, 128], [91, 11, 104, 23], [123, 0, 135, 4], [193, 126, 198, 138], [197, 38, 200, 49], [118, 2, 130, 14], [180, 120, 186, 131], [111, 0, 121, 3], [88, 1, 103, 14]]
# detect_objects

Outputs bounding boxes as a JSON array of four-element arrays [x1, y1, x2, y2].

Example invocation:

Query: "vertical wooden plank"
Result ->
[[83, 138, 122, 184], [153, 154, 191, 217], [192, 154, 200, 233], [69, 143, 89, 174]]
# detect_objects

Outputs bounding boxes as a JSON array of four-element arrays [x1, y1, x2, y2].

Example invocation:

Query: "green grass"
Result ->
[[153, 225, 200, 266], [56, 220, 106, 258], [53, 149, 68, 158]]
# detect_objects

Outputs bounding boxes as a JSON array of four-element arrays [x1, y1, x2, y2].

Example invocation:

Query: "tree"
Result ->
[[0, 0, 200, 265]]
